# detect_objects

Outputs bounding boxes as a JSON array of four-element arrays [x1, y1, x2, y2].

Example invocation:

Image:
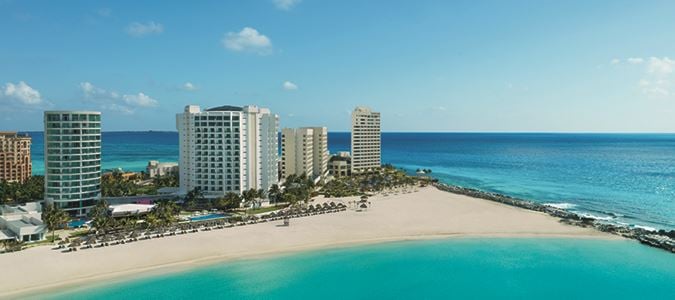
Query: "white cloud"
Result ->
[[282, 81, 298, 90], [610, 58, 620, 65], [2, 81, 42, 105], [273, 0, 301, 10], [627, 57, 644, 64], [182, 82, 197, 91], [79, 82, 159, 112], [638, 79, 671, 97], [437, 106, 447, 111], [647, 57, 674, 75], [222, 27, 272, 54], [126, 21, 164, 37], [123, 93, 158, 107], [611, 57, 675, 98]]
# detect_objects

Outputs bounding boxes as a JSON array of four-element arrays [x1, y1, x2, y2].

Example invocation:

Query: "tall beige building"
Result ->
[[281, 127, 328, 180], [351, 106, 381, 173], [0, 132, 32, 183]]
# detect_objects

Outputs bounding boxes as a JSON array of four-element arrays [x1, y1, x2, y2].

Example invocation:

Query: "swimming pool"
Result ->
[[189, 213, 226, 222], [67, 219, 88, 228]]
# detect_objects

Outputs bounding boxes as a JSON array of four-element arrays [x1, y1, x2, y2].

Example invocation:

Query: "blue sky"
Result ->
[[1, 0, 675, 132]]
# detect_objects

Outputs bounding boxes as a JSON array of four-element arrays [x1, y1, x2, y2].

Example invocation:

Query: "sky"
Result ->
[[1, 0, 675, 132]]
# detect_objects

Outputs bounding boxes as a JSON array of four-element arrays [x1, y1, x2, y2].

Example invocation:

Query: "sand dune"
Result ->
[[0, 187, 614, 298]]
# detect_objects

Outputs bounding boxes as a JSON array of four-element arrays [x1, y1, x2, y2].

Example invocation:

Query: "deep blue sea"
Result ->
[[44, 239, 675, 300], [26, 131, 675, 231]]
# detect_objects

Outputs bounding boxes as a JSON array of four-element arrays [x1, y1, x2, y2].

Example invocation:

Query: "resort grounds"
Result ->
[[0, 186, 615, 299]]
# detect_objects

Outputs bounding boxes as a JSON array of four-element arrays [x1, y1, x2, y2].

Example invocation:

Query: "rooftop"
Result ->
[[205, 105, 243, 112]]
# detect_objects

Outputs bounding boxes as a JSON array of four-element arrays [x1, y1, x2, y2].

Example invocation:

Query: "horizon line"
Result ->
[[14, 130, 675, 134]]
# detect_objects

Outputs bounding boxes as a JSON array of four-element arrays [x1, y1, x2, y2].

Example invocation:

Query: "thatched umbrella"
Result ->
[[68, 239, 81, 251], [83, 236, 97, 249], [115, 233, 126, 244]]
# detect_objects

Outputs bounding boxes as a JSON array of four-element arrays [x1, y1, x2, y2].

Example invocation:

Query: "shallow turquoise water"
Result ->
[[43, 239, 675, 300]]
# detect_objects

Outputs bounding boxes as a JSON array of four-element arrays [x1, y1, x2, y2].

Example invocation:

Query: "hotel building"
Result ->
[[328, 151, 351, 178], [176, 105, 279, 197], [350, 106, 381, 173], [0, 132, 32, 183], [44, 111, 102, 216], [281, 127, 329, 181], [146, 160, 179, 178]]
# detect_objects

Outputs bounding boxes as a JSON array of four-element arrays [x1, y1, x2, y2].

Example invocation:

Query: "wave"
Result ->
[[543, 203, 577, 210], [578, 213, 614, 221], [632, 225, 657, 232]]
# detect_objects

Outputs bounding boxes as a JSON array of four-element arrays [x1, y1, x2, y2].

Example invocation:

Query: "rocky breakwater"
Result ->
[[432, 182, 675, 253]]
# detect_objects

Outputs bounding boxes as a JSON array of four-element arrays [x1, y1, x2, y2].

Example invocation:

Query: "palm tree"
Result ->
[[268, 184, 281, 204], [42, 203, 70, 242], [242, 189, 258, 209], [256, 189, 267, 208], [153, 200, 179, 226], [89, 200, 111, 234], [216, 192, 241, 210], [184, 187, 205, 210]]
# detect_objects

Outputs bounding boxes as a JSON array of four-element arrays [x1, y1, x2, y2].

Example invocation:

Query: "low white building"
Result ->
[[0, 202, 46, 242], [147, 160, 179, 178], [108, 204, 155, 218]]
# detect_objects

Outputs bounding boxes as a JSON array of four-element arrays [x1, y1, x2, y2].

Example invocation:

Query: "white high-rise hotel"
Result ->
[[176, 105, 279, 197], [351, 106, 381, 173], [281, 127, 328, 180]]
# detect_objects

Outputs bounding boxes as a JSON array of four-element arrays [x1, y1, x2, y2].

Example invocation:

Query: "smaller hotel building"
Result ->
[[351, 106, 381, 173], [281, 127, 329, 181], [0, 132, 32, 183]]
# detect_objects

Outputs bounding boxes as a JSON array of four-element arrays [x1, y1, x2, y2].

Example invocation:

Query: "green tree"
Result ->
[[242, 189, 258, 209], [184, 187, 205, 210], [152, 200, 179, 226], [268, 184, 281, 204], [89, 200, 111, 234], [42, 203, 70, 242], [215, 192, 241, 210]]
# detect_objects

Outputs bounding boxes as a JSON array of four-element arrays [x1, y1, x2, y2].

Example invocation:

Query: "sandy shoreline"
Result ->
[[0, 187, 617, 299]]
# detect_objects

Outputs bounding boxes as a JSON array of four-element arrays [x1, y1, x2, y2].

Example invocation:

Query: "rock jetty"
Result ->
[[432, 182, 675, 254]]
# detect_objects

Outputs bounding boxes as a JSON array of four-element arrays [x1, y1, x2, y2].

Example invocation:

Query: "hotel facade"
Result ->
[[350, 106, 381, 173], [0, 132, 32, 183], [176, 105, 279, 197], [280, 127, 328, 180], [44, 111, 102, 216]]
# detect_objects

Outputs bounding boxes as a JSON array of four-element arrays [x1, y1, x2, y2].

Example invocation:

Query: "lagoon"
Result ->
[[43, 238, 675, 300]]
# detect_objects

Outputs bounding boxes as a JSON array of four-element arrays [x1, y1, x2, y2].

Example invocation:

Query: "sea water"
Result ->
[[26, 132, 675, 230], [42, 239, 675, 300]]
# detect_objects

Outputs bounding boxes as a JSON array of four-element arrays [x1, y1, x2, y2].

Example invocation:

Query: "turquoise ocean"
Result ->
[[23, 132, 675, 298], [44, 239, 674, 300]]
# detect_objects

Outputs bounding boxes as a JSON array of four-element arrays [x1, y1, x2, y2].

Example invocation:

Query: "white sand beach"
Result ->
[[0, 187, 615, 298]]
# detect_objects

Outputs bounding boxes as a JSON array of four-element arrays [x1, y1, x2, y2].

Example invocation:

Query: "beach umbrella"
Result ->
[[68, 239, 81, 248]]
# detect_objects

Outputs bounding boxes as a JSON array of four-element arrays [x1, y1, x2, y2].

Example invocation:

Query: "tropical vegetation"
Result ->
[[42, 203, 70, 242], [0, 176, 44, 205]]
